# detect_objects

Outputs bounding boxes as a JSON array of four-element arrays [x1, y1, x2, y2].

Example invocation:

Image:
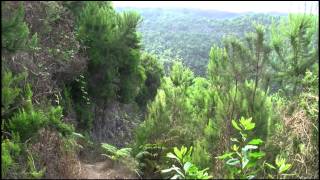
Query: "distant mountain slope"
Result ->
[[116, 7, 284, 75]]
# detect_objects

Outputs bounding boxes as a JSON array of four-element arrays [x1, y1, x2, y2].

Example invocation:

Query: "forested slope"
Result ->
[[116, 7, 285, 75], [1, 1, 319, 179]]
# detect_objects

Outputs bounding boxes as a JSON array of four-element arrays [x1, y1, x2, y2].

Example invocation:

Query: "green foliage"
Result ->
[[263, 155, 293, 179], [216, 117, 266, 179], [135, 53, 164, 107], [270, 14, 318, 97], [1, 138, 21, 177], [134, 62, 201, 149], [60, 86, 73, 114], [8, 91, 73, 141], [1, 2, 30, 52], [191, 140, 211, 170], [207, 45, 231, 91], [134, 143, 166, 177], [170, 61, 194, 87], [71, 74, 93, 132], [77, 2, 145, 103], [101, 143, 132, 161], [129, 7, 279, 75], [8, 109, 47, 142], [161, 146, 212, 179], [26, 151, 46, 179], [1, 2, 40, 52], [28, 32, 40, 52], [1, 70, 26, 115], [48, 106, 74, 136]]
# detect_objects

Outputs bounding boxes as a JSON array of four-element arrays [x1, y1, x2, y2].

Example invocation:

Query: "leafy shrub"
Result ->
[[161, 146, 212, 179], [263, 155, 293, 179], [135, 53, 164, 107], [134, 143, 166, 178], [216, 117, 266, 179]]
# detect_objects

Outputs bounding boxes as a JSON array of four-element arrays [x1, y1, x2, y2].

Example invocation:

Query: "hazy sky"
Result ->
[[113, 1, 319, 14]]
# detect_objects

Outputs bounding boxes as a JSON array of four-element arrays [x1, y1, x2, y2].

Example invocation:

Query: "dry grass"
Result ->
[[30, 128, 82, 178], [268, 103, 319, 179]]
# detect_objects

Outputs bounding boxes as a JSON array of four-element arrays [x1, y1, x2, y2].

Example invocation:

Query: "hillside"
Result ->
[[1, 1, 319, 179], [116, 7, 285, 75]]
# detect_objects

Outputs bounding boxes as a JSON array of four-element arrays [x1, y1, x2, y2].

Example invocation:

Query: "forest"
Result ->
[[1, 1, 319, 179], [116, 7, 284, 75]]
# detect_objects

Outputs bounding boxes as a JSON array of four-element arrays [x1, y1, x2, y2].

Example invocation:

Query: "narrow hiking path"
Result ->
[[79, 159, 138, 179], [76, 145, 138, 180]]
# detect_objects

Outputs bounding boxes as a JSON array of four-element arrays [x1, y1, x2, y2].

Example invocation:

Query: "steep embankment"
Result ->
[[2, 2, 143, 178]]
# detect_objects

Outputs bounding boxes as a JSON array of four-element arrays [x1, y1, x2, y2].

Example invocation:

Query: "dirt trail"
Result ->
[[79, 158, 138, 179]]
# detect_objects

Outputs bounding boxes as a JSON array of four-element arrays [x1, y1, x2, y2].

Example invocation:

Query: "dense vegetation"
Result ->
[[1, 1, 319, 179], [116, 7, 284, 76]]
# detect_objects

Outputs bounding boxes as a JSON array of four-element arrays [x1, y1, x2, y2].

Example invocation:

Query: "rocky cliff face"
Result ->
[[90, 101, 143, 147]]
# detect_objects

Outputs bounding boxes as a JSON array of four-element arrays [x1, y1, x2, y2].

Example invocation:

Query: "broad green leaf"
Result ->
[[249, 151, 266, 159], [180, 146, 188, 157], [239, 117, 255, 130], [173, 147, 182, 160], [242, 158, 249, 169], [275, 156, 286, 167], [183, 162, 193, 172], [230, 138, 239, 142], [248, 138, 264, 145], [226, 158, 240, 166], [216, 152, 234, 160], [173, 165, 185, 178], [242, 145, 258, 152], [232, 120, 241, 130], [265, 162, 276, 170], [279, 163, 292, 173], [167, 152, 179, 161]]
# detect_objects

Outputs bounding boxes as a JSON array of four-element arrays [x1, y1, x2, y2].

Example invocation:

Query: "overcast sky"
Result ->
[[113, 1, 319, 14]]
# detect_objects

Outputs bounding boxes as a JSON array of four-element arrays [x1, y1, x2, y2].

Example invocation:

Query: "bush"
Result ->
[[77, 2, 145, 104], [8, 109, 48, 142], [48, 106, 74, 137], [161, 146, 212, 179], [216, 117, 266, 179], [1, 137, 21, 177], [1, 70, 26, 115], [1, 2, 30, 52], [135, 53, 164, 107]]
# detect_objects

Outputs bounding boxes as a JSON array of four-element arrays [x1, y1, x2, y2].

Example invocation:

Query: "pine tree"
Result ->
[[135, 53, 164, 107], [270, 14, 318, 97], [77, 2, 146, 104], [2, 2, 30, 52]]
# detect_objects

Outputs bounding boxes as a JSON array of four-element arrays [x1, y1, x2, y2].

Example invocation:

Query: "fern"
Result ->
[[101, 143, 132, 161]]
